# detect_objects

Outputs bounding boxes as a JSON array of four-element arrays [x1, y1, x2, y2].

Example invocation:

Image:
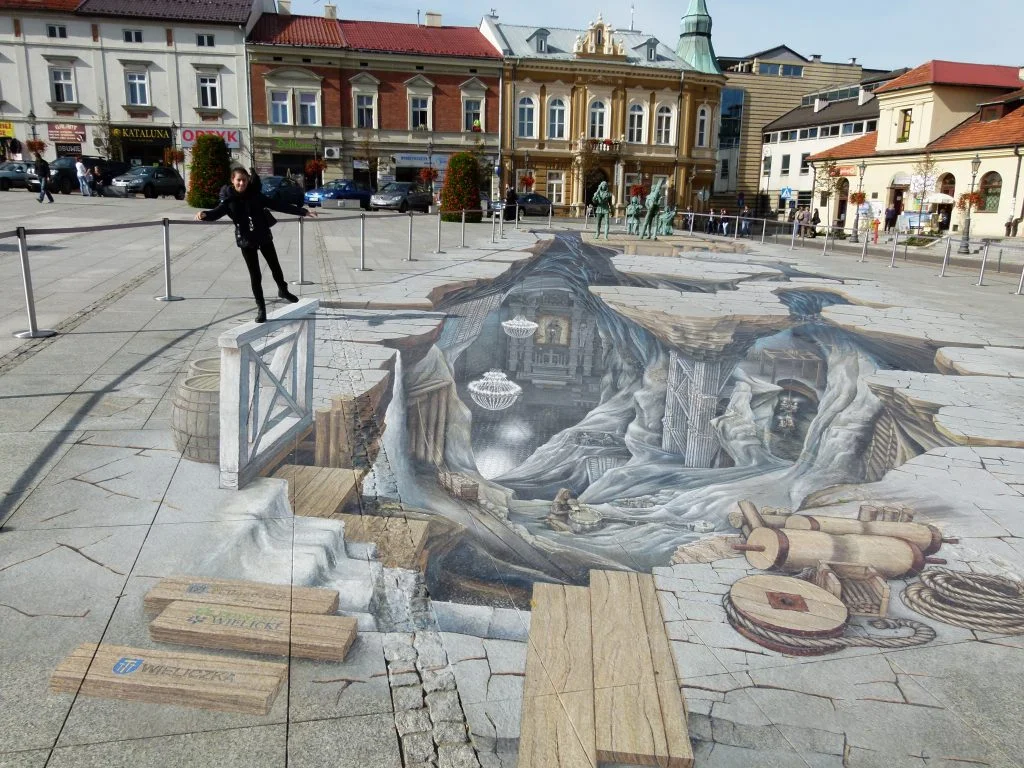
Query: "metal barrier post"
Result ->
[[434, 211, 445, 254], [1016, 262, 1024, 295], [760, 218, 766, 244], [499, 209, 505, 239], [13, 226, 56, 339], [291, 215, 313, 285], [584, 206, 590, 232], [975, 242, 990, 286], [859, 229, 869, 262], [690, 214, 695, 235], [491, 212, 496, 243], [889, 233, 899, 268], [548, 204, 553, 229], [406, 211, 415, 261], [939, 236, 952, 277], [733, 216, 740, 239], [789, 221, 797, 250], [358, 213, 368, 271], [155, 218, 185, 302], [822, 227, 829, 256], [460, 209, 466, 248], [515, 204, 520, 230]]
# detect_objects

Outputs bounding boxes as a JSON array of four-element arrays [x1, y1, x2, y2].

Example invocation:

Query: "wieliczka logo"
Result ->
[[112, 657, 144, 675], [186, 613, 206, 624], [186, 583, 210, 594]]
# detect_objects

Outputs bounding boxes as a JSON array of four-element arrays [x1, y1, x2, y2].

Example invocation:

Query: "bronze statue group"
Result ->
[[591, 179, 676, 240]]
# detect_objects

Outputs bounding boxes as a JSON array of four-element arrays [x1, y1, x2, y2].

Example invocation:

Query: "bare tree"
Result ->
[[353, 134, 379, 191], [910, 152, 940, 227], [813, 159, 842, 234], [93, 99, 121, 161]]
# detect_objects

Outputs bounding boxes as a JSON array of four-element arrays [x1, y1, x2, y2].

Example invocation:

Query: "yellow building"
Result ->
[[479, 6, 724, 214]]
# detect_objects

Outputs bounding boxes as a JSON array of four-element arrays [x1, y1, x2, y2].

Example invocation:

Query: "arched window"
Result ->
[[980, 171, 1001, 212], [697, 106, 708, 147], [548, 98, 565, 140], [938, 173, 955, 197], [627, 103, 645, 143], [655, 105, 672, 144], [589, 100, 606, 139], [517, 96, 535, 138]]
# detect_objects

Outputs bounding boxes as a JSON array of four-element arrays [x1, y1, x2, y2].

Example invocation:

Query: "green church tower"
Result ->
[[676, 0, 723, 75]]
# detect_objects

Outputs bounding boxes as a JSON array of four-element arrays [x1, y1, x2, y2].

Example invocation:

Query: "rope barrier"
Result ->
[[0, 229, 18, 240], [24, 220, 166, 235], [901, 568, 1024, 633]]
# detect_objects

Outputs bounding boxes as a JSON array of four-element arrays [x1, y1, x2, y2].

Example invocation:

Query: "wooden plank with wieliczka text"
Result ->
[[144, 576, 338, 615]]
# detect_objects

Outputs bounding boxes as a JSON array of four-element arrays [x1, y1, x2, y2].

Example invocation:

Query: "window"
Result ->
[[720, 158, 729, 180], [197, 34, 215, 47], [763, 133, 771, 143], [548, 98, 565, 139], [517, 96, 534, 138], [866, 120, 877, 132], [298, 92, 318, 125], [655, 106, 672, 144], [719, 88, 744, 149], [595, 28, 603, 47], [356, 94, 374, 128], [410, 96, 428, 129], [547, 171, 564, 205], [797, 190, 812, 207], [779, 130, 797, 142], [758, 63, 780, 76], [589, 100, 606, 139], [800, 153, 810, 175], [47, 24, 67, 39], [126, 71, 149, 106], [647, 44, 656, 61], [198, 75, 219, 108], [897, 108, 912, 142], [979, 171, 1001, 212], [980, 106, 1001, 122], [463, 99, 481, 131], [821, 125, 840, 137], [820, 192, 829, 207], [780, 154, 791, 176], [762, 155, 771, 176], [51, 68, 74, 103], [536, 36, 546, 53], [853, 121, 864, 133], [841, 122, 855, 135], [123, 29, 142, 43], [696, 106, 708, 146], [270, 90, 290, 124], [781, 64, 804, 77], [627, 104, 644, 143], [798, 127, 818, 139]]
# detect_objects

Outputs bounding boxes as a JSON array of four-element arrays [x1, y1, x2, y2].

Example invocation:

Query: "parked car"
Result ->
[[0, 161, 32, 191], [26, 154, 108, 194], [88, 160, 132, 195], [517, 192, 553, 216], [109, 165, 186, 199], [261, 175, 305, 207], [369, 181, 433, 213], [304, 179, 372, 208]]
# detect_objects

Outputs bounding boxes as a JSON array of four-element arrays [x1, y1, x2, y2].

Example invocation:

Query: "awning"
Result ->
[[924, 192, 955, 204], [890, 173, 912, 186]]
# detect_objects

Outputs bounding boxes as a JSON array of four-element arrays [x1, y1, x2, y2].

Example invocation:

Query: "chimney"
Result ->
[[810, 54, 821, 62], [849, 57, 857, 65], [1019, 65, 1024, 81], [324, 3, 336, 19], [858, 87, 871, 106], [813, 97, 825, 113], [424, 10, 442, 27], [277, 0, 290, 14]]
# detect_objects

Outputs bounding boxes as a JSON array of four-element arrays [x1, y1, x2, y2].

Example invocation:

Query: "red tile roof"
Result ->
[[930, 103, 1024, 151], [809, 132, 878, 162], [875, 60, 1023, 94], [77, 0, 253, 23], [0, 0, 81, 11], [250, 13, 345, 47], [338, 20, 501, 59]]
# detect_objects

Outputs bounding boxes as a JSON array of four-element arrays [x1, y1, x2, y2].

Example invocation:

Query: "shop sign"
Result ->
[[55, 142, 82, 155], [393, 152, 448, 169], [353, 160, 369, 170], [180, 127, 240, 149], [47, 122, 86, 142], [834, 165, 859, 177], [0, 121, 14, 138], [111, 126, 172, 145], [272, 137, 316, 152]]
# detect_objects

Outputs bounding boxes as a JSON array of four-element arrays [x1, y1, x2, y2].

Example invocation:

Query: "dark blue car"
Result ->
[[304, 178, 372, 209]]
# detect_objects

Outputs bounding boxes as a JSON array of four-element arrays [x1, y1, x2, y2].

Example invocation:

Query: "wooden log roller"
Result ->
[[783, 515, 958, 556]]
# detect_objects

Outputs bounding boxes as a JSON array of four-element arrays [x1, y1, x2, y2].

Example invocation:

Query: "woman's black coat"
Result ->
[[203, 175, 307, 248]]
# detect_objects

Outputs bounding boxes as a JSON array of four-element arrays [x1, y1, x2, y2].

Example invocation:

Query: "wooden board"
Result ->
[[729, 574, 848, 637], [337, 514, 429, 569], [518, 584, 596, 768], [51, 643, 286, 715], [149, 601, 357, 661], [591, 570, 679, 767], [144, 577, 338, 615], [273, 464, 366, 519]]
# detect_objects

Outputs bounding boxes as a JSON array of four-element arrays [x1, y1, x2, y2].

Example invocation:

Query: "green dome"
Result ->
[[677, 0, 722, 75]]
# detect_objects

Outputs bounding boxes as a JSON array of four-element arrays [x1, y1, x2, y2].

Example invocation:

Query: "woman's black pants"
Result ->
[[240, 241, 286, 308]]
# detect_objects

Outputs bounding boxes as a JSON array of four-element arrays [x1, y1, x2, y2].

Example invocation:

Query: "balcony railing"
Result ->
[[582, 139, 622, 154]]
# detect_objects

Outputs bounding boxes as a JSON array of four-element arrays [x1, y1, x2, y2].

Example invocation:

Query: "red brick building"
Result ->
[[248, 6, 502, 194]]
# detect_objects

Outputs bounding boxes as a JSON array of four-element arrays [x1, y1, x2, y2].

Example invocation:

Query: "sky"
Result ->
[[290, 0, 1023, 72]]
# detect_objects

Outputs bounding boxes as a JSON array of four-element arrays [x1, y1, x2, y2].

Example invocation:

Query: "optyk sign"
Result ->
[[179, 128, 241, 149]]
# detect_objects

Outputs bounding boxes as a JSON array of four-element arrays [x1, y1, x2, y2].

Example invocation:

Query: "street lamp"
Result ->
[[958, 153, 982, 254], [851, 159, 866, 243], [27, 110, 37, 140], [426, 137, 434, 196], [524, 150, 530, 191]]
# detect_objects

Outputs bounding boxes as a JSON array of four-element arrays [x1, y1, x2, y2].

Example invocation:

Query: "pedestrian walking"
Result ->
[[706, 208, 717, 234], [740, 205, 751, 236], [194, 168, 316, 323], [75, 156, 91, 196], [884, 205, 896, 233], [810, 208, 821, 238], [504, 185, 518, 221], [34, 153, 54, 203], [720, 208, 729, 236]]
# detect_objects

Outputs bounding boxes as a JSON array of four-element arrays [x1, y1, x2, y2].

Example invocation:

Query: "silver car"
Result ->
[[0, 161, 32, 191], [369, 181, 433, 213]]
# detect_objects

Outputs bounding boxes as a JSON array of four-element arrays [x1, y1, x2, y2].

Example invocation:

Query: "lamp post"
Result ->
[[426, 137, 434, 197], [169, 121, 177, 171], [851, 160, 866, 243], [27, 110, 37, 141], [312, 131, 321, 187], [523, 150, 530, 192], [958, 154, 982, 254]]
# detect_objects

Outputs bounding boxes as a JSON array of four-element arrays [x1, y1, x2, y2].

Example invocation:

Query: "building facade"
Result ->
[[481, 9, 724, 214], [811, 61, 1024, 239], [0, 0, 266, 179], [248, 4, 501, 193]]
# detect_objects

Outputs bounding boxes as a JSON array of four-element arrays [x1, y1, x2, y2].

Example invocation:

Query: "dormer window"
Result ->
[[595, 28, 603, 47], [529, 29, 550, 54], [980, 105, 1002, 122], [537, 37, 546, 53], [647, 45, 656, 61]]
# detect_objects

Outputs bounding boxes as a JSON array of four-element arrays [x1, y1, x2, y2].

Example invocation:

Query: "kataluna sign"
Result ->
[[179, 128, 241, 149]]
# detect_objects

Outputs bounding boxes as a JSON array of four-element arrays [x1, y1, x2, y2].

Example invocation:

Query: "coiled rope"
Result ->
[[901, 569, 1024, 634], [723, 594, 936, 656]]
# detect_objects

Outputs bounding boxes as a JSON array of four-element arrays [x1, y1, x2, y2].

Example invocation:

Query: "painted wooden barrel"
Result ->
[[741, 527, 928, 578], [188, 356, 221, 376], [784, 515, 947, 555], [171, 373, 220, 463]]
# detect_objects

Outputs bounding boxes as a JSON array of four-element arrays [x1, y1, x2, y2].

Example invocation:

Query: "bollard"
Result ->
[[291, 215, 313, 285], [155, 218, 185, 302], [515, 204, 520, 230], [584, 206, 590, 232], [358, 213, 369, 271], [491, 211, 496, 243], [889, 233, 899, 268], [434, 210, 445, 254], [859, 229, 869, 262], [939, 236, 952, 277], [822, 227, 829, 256], [499, 208, 505, 239], [998, 248, 1003, 273], [976, 242, 990, 286], [733, 215, 740, 240], [690, 214, 695, 235], [13, 226, 57, 339], [460, 209, 466, 248], [406, 211, 415, 261], [548, 204, 553, 229], [1016, 261, 1024, 295], [789, 222, 797, 250], [760, 218, 767, 244]]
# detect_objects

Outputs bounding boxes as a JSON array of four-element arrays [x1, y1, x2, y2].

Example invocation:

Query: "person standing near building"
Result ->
[[35, 153, 54, 203], [75, 156, 91, 197]]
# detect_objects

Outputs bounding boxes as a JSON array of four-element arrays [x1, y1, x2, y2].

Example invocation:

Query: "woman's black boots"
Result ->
[[255, 302, 267, 323], [278, 287, 299, 303]]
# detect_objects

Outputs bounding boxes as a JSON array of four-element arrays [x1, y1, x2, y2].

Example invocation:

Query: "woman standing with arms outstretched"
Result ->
[[194, 168, 316, 323]]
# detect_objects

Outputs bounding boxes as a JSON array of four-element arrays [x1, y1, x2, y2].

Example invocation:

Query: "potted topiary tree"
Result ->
[[186, 133, 230, 208], [439, 152, 482, 223]]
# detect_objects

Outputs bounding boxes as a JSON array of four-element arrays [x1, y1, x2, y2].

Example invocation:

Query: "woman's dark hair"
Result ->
[[231, 167, 251, 180]]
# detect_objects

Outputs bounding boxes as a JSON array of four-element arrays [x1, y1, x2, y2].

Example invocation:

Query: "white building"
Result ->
[[0, 0, 271, 183]]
